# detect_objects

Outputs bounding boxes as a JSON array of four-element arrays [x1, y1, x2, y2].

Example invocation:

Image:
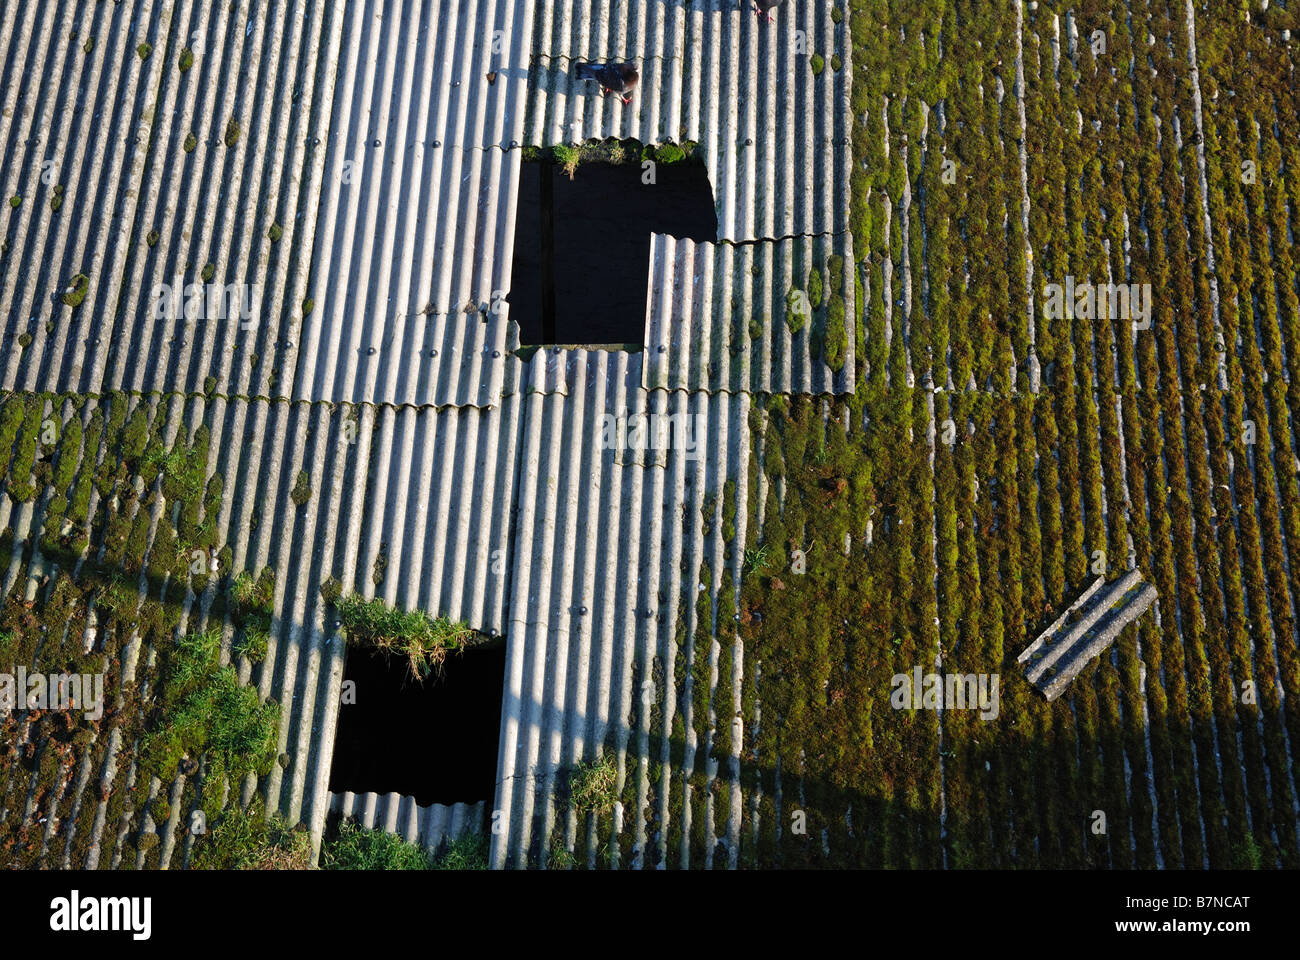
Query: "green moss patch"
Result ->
[[290, 469, 311, 506], [139, 629, 280, 785], [60, 273, 90, 308], [567, 756, 618, 816]]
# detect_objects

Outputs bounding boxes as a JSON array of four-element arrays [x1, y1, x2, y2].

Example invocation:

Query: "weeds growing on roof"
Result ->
[[743, 543, 772, 575], [191, 798, 311, 870], [321, 819, 432, 870], [229, 568, 275, 664], [552, 144, 580, 179], [529, 138, 701, 182], [433, 832, 489, 870], [319, 819, 489, 870], [567, 756, 618, 816], [336, 594, 473, 681]]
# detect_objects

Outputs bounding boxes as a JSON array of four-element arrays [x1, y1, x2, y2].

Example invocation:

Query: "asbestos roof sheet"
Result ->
[[295, 0, 538, 408], [329, 791, 484, 853], [0, 0, 853, 869], [0, 0, 338, 400], [490, 347, 752, 867], [644, 231, 855, 395], [524, 0, 852, 242]]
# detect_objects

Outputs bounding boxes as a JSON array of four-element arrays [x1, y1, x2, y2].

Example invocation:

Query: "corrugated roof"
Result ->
[[329, 791, 484, 853], [2, 0, 849, 409], [0, 391, 340, 866], [1, 0, 339, 400], [295, 0, 538, 407], [204, 385, 528, 847], [644, 232, 855, 395], [0, 0, 852, 869], [524, 1, 852, 243], [490, 348, 751, 867]]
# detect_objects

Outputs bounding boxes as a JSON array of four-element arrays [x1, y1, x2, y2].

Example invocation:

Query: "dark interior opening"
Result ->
[[328, 644, 506, 807], [509, 154, 718, 346]]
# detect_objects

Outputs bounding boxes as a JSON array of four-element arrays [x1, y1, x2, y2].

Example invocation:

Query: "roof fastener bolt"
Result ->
[[492, 350, 500, 358], [429, 348, 438, 357], [579, 606, 588, 615], [745, 137, 753, 146], [373, 139, 381, 146], [367, 346, 376, 355], [657, 344, 666, 353], [433, 140, 441, 147]]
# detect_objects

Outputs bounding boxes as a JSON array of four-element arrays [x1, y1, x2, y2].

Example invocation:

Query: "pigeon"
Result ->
[[574, 61, 639, 104], [753, 0, 783, 22]]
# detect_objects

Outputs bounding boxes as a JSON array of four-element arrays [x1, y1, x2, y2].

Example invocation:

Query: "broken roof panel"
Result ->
[[0, 0, 854, 869], [644, 231, 855, 396], [1019, 571, 1159, 701], [328, 791, 484, 853], [0, 378, 528, 864]]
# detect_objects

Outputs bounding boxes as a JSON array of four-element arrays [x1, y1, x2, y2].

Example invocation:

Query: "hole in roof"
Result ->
[[508, 144, 718, 348], [328, 643, 505, 807]]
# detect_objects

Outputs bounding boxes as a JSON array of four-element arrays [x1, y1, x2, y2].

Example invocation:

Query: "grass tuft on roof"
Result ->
[[336, 594, 473, 681]]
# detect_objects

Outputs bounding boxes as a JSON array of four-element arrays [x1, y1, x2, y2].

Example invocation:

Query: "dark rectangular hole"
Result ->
[[328, 644, 506, 807], [509, 152, 718, 347]]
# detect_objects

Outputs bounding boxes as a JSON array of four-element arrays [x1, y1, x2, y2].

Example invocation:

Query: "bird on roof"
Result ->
[[574, 61, 639, 104], [753, 0, 783, 22]]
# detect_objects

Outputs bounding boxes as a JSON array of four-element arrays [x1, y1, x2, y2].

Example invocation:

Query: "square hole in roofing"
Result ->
[[328, 643, 505, 808], [509, 151, 717, 348]]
